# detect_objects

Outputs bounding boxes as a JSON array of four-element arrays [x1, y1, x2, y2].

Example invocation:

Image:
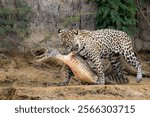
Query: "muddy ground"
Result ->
[[0, 52, 150, 100]]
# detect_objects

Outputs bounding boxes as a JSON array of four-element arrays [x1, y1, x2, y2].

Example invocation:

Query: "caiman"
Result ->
[[35, 48, 129, 85]]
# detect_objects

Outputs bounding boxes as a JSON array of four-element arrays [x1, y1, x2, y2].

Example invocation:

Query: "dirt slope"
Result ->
[[0, 53, 150, 100]]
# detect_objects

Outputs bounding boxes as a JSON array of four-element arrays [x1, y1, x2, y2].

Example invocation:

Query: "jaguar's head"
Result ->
[[58, 29, 78, 48]]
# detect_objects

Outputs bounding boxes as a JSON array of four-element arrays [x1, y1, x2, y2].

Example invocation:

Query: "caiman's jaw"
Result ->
[[35, 48, 60, 62], [35, 52, 49, 62]]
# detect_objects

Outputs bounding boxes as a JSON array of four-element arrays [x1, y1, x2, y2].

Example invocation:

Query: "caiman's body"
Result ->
[[36, 48, 98, 84], [36, 48, 129, 85]]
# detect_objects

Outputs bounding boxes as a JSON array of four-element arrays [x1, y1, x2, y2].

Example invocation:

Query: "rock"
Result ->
[[22, 0, 96, 47], [141, 30, 150, 41], [137, 3, 150, 50], [25, 0, 96, 34], [143, 41, 150, 50], [134, 38, 143, 52]]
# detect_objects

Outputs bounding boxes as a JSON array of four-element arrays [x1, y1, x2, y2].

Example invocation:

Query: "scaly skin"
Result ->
[[36, 48, 128, 85], [36, 48, 98, 84]]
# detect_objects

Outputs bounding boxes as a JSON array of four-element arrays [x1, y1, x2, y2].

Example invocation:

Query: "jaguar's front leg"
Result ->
[[91, 56, 106, 85]]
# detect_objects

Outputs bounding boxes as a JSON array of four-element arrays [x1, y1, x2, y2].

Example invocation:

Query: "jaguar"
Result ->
[[58, 29, 142, 85]]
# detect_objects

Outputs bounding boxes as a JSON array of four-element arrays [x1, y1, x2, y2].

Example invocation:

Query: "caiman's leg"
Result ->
[[58, 66, 74, 86], [109, 56, 129, 84]]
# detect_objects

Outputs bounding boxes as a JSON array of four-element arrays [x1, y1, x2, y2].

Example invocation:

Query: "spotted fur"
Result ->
[[58, 29, 142, 85]]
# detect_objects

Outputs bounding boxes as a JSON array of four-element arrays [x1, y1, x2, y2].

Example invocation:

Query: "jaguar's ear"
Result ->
[[73, 29, 78, 35], [58, 29, 61, 34]]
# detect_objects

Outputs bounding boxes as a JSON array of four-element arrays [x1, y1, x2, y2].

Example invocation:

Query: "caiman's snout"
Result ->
[[35, 53, 47, 62], [35, 48, 60, 62]]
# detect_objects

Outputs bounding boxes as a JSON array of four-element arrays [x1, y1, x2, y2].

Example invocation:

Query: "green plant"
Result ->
[[0, 0, 31, 49], [95, 0, 139, 36]]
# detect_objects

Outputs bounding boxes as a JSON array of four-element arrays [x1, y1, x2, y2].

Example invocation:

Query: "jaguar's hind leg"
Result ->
[[121, 47, 142, 83]]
